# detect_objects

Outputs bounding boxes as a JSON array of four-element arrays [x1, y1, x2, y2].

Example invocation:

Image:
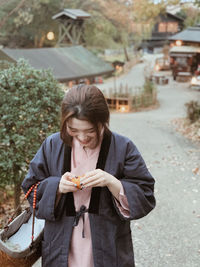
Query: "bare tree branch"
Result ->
[[0, 0, 11, 8], [0, 0, 26, 29]]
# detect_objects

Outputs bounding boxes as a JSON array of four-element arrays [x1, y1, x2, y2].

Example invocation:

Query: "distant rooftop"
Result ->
[[170, 45, 200, 54], [169, 25, 200, 43], [165, 11, 184, 21], [52, 9, 91, 20], [0, 46, 113, 82]]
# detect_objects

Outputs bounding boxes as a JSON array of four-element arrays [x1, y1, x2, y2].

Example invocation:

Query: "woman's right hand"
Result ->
[[58, 172, 78, 194]]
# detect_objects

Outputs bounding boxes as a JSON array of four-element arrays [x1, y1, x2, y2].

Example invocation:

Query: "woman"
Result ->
[[22, 84, 156, 267]]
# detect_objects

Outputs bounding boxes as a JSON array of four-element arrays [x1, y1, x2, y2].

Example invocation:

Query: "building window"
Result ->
[[158, 22, 167, 32], [167, 22, 178, 33], [158, 22, 178, 33]]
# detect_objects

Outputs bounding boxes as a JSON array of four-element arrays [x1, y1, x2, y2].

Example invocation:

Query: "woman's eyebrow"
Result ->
[[68, 125, 94, 131], [68, 125, 76, 130]]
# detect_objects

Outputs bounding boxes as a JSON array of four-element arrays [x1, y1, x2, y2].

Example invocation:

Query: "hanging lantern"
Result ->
[[47, 32, 55, 41], [175, 40, 182, 46]]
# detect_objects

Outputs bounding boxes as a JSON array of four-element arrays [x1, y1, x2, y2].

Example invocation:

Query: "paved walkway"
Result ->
[[110, 71, 200, 266], [97, 53, 161, 96]]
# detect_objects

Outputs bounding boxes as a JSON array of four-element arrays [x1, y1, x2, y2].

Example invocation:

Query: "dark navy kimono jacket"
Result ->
[[22, 131, 156, 267]]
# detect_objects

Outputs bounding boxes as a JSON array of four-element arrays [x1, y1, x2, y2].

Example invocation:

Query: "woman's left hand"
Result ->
[[80, 169, 122, 200], [80, 169, 115, 188]]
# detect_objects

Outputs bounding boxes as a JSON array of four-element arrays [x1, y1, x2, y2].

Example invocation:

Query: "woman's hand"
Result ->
[[80, 169, 114, 188], [80, 169, 122, 200], [58, 172, 79, 194]]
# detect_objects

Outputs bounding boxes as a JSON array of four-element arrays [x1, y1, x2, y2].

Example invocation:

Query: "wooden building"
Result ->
[[169, 25, 200, 80], [52, 9, 91, 46], [142, 12, 184, 53]]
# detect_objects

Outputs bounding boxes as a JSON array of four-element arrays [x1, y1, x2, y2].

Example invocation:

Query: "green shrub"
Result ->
[[0, 60, 12, 71], [0, 59, 64, 208], [143, 78, 156, 95]]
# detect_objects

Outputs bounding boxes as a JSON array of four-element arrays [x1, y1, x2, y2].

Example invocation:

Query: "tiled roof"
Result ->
[[52, 9, 91, 20], [0, 45, 114, 82], [169, 26, 200, 43]]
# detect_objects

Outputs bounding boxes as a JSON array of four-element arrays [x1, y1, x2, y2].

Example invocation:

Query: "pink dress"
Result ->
[[68, 138, 130, 267]]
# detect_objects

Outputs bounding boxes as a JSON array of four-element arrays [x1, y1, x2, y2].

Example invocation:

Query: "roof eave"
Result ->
[[58, 69, 114, 83]]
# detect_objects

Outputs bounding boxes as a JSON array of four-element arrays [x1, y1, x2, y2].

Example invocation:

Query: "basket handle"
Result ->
[[31, 182, 40, 243], [4, 182, 40, 245]]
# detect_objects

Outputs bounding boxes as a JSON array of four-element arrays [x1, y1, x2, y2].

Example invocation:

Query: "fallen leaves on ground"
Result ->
[[0, 191, 29, 229], [172, 118, 200, 144], [192, 167, 199, 175]]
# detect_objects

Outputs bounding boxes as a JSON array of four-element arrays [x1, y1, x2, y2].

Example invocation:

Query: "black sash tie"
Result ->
[[73, 205, 88, 238]]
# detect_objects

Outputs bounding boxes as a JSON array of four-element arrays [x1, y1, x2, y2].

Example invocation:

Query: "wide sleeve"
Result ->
[[113, 184, 130, 218], [21, 137, 61, 222], [113, 140, 156, 221]]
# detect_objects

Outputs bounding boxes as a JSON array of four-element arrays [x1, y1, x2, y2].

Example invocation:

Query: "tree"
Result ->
[[84, 11, 120, 49], [176, 5, 200, 28], [184, 7, 200, 27], [59, 0, 121, 49], [0, 0, 184, 52], [0, 0, 131, 50], [94, 0, 131, 60], [0, 0, 26, 30], [0, 0, 62, 48], [195, 0, 200, 8], [0, 59, 64, 210], [128, 0, 181, 50], [60, 0, 131, 53]]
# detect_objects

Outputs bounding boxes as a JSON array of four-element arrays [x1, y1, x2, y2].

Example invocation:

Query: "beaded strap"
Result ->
[[31, 182, 40, 243], [4, 182, 40, 245]]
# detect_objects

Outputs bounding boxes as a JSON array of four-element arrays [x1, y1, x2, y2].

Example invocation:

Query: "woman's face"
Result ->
[[67, 118, 100, 149]]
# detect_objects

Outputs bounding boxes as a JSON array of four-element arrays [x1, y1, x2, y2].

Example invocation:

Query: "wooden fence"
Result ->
[[105, 84, 157, 112]]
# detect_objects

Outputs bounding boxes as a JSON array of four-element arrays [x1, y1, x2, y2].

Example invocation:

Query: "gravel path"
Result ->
[[97, 53, 161, 96], [33, 55, 200, 267], [109, 70, 200, 267]]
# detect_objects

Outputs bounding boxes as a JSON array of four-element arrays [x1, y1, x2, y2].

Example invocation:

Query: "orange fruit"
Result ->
[[71, 177, 81, 189]]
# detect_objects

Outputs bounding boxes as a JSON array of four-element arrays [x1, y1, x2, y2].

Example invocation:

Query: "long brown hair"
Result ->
[[60, 84, 110, 146]]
